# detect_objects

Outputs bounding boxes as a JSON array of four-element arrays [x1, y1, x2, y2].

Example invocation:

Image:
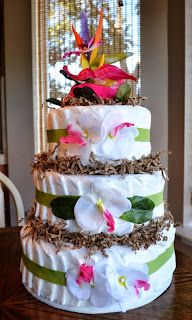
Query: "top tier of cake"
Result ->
[[47, 104, 151, 163]]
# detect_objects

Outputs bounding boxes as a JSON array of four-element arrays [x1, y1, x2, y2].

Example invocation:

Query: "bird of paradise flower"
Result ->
[[47, 10, 137, 104]]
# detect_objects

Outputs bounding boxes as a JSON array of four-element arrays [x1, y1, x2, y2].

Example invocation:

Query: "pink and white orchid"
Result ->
[[59, 110, 102, 164], [105, 261, 150, 302], [66, 253, 151, 308], [93, 110, 139, 160], [76, 263, 94, 285], [74, 183, 133, 235], [66, 261, 112, 307], [66, 264, 92, 301], [60, 124, 87, 146]]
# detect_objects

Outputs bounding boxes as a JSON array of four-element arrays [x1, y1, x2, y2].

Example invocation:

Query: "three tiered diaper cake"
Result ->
[[20, 11, 175, 314]]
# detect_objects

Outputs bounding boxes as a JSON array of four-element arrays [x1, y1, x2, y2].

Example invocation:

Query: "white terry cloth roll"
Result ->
[[33, 170, 165, 229], [46, 105, 151, 161]]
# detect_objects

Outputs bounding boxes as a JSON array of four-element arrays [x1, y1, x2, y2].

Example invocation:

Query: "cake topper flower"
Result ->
[[56, 10, 137, 102], [62, 64, 136, 100], [63, 11, 103, 69]]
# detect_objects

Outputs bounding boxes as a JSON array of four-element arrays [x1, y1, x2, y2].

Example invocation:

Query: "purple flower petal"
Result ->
[[80, 11, 91, 45]]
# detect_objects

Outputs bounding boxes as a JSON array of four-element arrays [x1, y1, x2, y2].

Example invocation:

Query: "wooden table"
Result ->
[[0, 227, 192, 320]]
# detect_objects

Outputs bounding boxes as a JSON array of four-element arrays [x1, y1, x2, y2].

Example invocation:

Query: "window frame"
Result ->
[[32, 0, 49, 154], [176, 0, 192, 243]]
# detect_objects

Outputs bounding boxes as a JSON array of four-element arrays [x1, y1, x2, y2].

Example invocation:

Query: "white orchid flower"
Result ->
[[93, 110, 139, 160], [106, 261, 150, 302], [74, 183, 133, 235], [60, 110, 102, 164], [66, 264, 92, 300], [90, 269, 112, 307], [66, 261, 112, 307]]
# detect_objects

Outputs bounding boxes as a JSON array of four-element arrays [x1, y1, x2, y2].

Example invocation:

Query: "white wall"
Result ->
[[141, 0, 168, 154], [4, 0, 34, 225]]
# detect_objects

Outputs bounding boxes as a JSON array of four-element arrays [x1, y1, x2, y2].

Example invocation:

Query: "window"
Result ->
[[32, 0, 140, 152]]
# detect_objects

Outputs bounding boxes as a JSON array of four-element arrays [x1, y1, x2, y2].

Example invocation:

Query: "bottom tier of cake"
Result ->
[[20, 226, 175, 314]]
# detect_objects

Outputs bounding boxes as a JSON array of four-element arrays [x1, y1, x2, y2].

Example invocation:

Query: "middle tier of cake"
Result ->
[[33, 170, 165, 235]]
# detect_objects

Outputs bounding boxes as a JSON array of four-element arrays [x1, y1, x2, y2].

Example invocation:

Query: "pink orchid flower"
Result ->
[[134, 280, 151, 296], [60, 124, 87, 146], [69, 82, 118, 99], [63, 64, 136, 83], [63, 64, 136, 99], [103, 209, 115, 233], [110, 122, 134, 138], [76, 264, 94, 286]]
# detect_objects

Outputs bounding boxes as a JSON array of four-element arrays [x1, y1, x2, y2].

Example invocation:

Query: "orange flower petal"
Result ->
[[72, 25, 84, 48], [89, 10, 103, 66]]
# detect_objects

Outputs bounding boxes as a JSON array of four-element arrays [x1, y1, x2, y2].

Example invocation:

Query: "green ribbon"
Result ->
[[47, 129, 67, 143], [47, 128, 150, 143], [22, 243, 174, 286], [35, 188, 163, 211], [135, 128, 150, 142], [22, 252, 66, 285], [148, 243, 174, 275], [35, 189, 81, 208]]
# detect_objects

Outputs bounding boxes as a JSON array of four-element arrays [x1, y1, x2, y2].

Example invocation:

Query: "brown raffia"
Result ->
[[22, 211, 174, 256], [60, 96, 148, 107], [32, 152, 166, 176]]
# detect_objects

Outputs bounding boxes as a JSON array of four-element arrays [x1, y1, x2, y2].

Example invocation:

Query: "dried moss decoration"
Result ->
[[22, 211, 174, 257], [32, 152, 166, 176], [60, 95, 148, 107]]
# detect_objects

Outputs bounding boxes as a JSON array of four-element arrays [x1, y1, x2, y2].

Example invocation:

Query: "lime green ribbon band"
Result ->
[[47, 129, 67, 143], [47, 128, 150, 143], [35, 188, 163, 211], [22, 243, 174, 286], [35, 189, 81, 208], [135, 128, 150, 142], [22, 252, 66, 285], [147, 243, 174, 275]]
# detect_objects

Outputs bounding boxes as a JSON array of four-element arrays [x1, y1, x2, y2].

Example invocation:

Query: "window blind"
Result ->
[[33, 0, 140, 152]]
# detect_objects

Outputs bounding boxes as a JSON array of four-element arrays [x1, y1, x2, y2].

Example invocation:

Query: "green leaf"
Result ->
[[46, 98, 62, 106], [93, 52, 133, 67], [129, 196, 155, 210], [120, 208, 153, 224], [105, 52, 133, 64], [50, 196, 80, 220], [116, 83, 131, 102], [120, 196, 155, 224]]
